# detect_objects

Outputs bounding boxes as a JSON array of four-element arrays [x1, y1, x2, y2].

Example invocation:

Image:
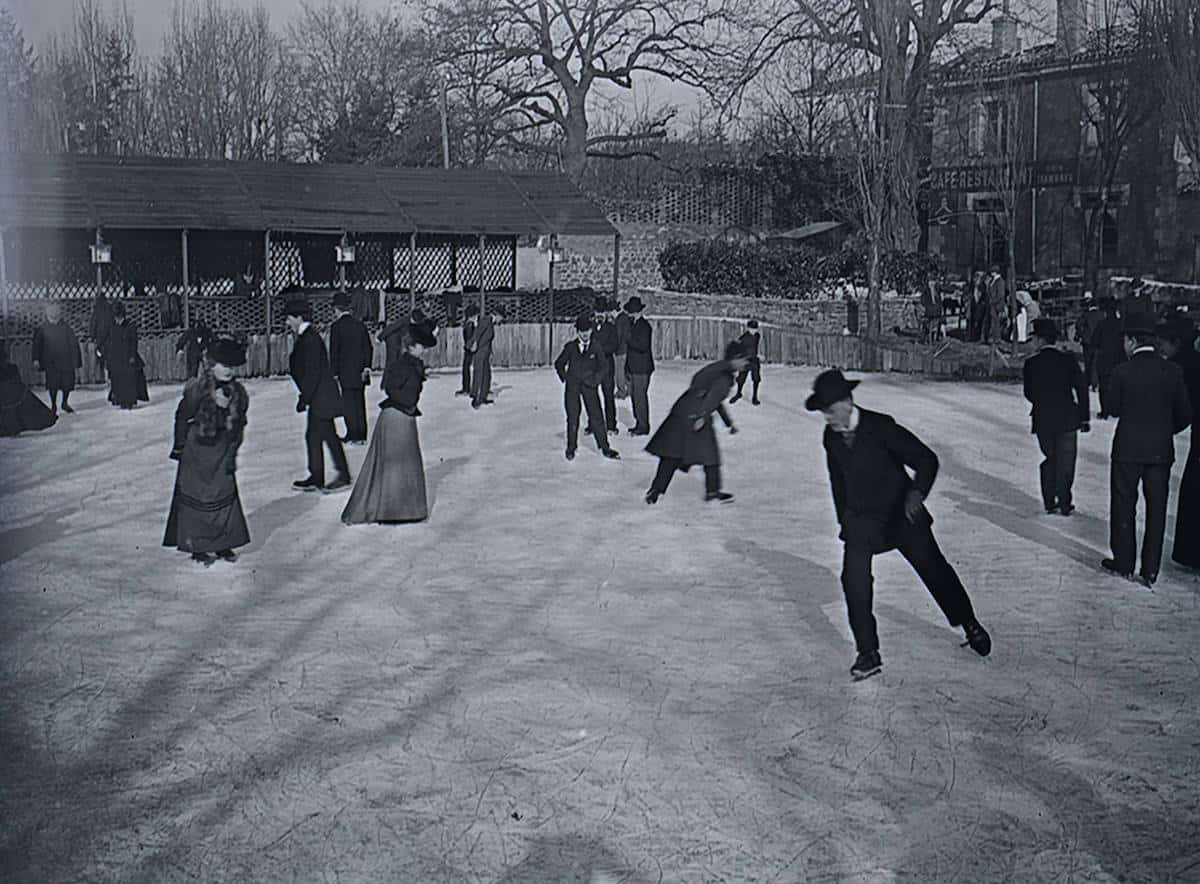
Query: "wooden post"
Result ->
[[509, 235, 517, 289], [408, 231, 416, 314], [547, 234, 556, 364], [612, 232, 621, 301], [478, 233, 487, 324], [95, 228, 104, 296], [0, 228, 8, 340], [181, 229, 190, 330], [264, 230, 272, 374]]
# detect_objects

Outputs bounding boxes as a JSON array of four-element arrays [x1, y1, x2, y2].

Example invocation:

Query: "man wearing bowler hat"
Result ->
[[624, 296, 654, 435], [1101, 313, 1192, 587], [329, 290, 373, 445], [285, 298, 351, 492], [807, 369, 991, 681], [1023, 318, 1090, 515]]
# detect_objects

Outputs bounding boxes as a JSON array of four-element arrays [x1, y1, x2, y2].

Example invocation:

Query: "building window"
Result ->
[[985, 99, 1010, 156]]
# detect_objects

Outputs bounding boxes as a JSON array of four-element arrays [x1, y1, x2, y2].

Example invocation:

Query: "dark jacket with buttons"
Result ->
[[554, 338, 606, 388], [1023, 346, 1089, 435], [382, 352, 427, 416], [1109, 350, 1192, 464]]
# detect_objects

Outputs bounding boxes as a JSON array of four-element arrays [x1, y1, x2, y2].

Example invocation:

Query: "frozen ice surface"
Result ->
[[1, 361, 1198, 882]]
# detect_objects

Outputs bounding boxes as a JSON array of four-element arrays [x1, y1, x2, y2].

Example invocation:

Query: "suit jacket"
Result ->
[[625, 317, 654, 375], [1091, 316, 1126, 373], [554, 338, 606, 387], [1109, 349, 1192, 464], [823, 408, 937, 553], [329, 314, 373, 390], [470, 315, 495, 354], [645, 360, 735, 468], [289, 326, 343, 419], [1023, 346, 1089, 435], [1075, 307, 1102, 348], [738, 330, 761, 360], [462, 319, 477, 353], [594, 319, 618, 371], [614, 312, 632, 356]]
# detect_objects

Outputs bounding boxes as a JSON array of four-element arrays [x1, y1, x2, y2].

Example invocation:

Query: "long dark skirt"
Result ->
[[109, 362, 140, 407], [1173, 445, 1200, 569], [163, 434, 250, 554], [0, 370, 57, 437], [342, 407, 428, 524]]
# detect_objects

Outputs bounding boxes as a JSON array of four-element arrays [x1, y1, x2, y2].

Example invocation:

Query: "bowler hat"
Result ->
[[332, 291, 350, 309], [284, 298, 311, 319], [1032, 318, 1058, 342], [208, 337, 247, 367], [409, 323, 437, 348], [1123, 314, 1155, 336], [747, 319, 759, 329], [805, 369, 860, 411], [575, 314, 593, 332], [624, 296, 645, 314]]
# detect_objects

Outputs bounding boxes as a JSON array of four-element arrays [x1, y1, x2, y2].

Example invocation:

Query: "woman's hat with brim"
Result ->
[[409, 323, 438, 348], [208, 337, 246, 367], [805, 369, 860, 411]]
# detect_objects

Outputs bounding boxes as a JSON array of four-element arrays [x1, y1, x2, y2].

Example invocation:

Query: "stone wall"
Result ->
[[639, 288, 921, 333]]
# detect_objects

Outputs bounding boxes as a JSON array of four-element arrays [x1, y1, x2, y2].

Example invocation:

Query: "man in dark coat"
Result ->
[[807, 369, 991, 681], [1159, 318, 1200, 570], [175, 321, 212, 381], [644, 340, 746, 504], [104, 301, 146, 409], [1101, 314, 1193, 587], [985, 265, 1006, 343], [329, 291, 373, 445], [1091, 298, 1126, 418], [1075, 291, 1103, 389], [729, 319, 762, 405], [469, 305, 501, 409], [90, 291, 114, 370], [624, 296, 654, 435], [1121, 277, 1155, 325], [555, 314, 620, 461], [286, 299, 351, 492], [457, 304, 479, 396], [587, 297, 620, 435], [1023, 318, 1090, 515], [614, 298, 632, 399], [33, 303, 82, 415]]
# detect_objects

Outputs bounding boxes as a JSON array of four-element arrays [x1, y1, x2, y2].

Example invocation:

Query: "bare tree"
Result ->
[[1149, 0, 1200, 180], [421, 0, 738, 178], [0, 7, 36, 154]]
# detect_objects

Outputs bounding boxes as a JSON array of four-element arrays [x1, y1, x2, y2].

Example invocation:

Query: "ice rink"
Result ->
[[1, 360, 1198, 882]]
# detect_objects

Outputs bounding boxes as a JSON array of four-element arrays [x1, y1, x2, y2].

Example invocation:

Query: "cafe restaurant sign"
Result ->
[[930, 159, 1076, 192]]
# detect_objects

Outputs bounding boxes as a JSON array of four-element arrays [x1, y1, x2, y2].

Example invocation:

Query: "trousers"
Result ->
[[629, 373, 651, 432], [1110, 460, 1171, 578], [342, 386, 368, 442], [1036, 429, 1078, 511], [306, 412, 350, 486], [565, 384, 608, 452], [651, 457, 720, 496]]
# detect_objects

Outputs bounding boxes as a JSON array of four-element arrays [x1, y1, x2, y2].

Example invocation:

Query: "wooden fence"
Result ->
[[2, 316, 1016, 387]]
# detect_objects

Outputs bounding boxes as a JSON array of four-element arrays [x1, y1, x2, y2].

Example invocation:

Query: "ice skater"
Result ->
[[0, 341, 57, 437], [457, 304, 479, 395], [285, 299, 351, 493], [644, 340, 746, 505], [1022, 319, 1090, 515], [470, 305, 502, 409], [554, 314, 620, 462], [805, 369, 991, 681], [175, 321, 211, 380], [103, 302, 147, 409], [1100, 315, 1192, 587], [32, 303, 82, 415], [329, 291, 373, 445], [163, 338, 250, 566], [729, 319, 762, 405], [587, 297, 620, 435], [1159, 318, 1200, 570], [342, 322, 438, 524], [624, 297, 654, 435]]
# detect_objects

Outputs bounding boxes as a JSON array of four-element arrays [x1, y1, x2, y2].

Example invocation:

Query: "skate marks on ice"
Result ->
[[0, 505, 79, 565]]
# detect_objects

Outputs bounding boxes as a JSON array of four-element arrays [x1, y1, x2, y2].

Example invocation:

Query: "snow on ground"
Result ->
[[1, 361, 1198, 883]]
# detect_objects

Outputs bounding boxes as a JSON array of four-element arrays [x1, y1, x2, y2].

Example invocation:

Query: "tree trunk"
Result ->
[[562, 101, 588, 181], [1082, 201, 1104, 296], [866, 226, 883, 344]]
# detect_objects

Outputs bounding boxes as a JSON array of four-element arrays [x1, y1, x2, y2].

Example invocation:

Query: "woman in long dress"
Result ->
[[1165, 319, 1200, 569], [342, 323, 438, 524], [0, 340, 58, 437], [104, 302, 146, 409], [163, 338, 251, 566], [644, 339, 749, 505]]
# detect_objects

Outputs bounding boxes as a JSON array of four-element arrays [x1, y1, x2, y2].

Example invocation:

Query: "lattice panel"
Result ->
[[352, 236, 396, 289], [191, 231, 263, 297], [414, 239, 455, 292], [105, 229, 182, 292], [4, 280, 95, 300], [3, 228, 96, 295], [482, 237, 514, 291], [186, 297, 269, 335], [456, 240, 481, 291], [269, 234, 340, 292], [500, 292, 550, 324], [549, 289, 600, 323]]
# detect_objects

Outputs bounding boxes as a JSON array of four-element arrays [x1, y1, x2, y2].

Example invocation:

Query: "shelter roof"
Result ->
[[0, 154, 617, 237]]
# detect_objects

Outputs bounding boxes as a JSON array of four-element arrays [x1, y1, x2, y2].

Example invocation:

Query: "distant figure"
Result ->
[[104, 302, 146, 409], [90, 290, 114, 370], [457, 304, 479, 396], [1075, 291, 1103, 390], [0, 341, 58, 437], [175, 321, 212, 380], [329, 291, 373, 445], [1091, 298, 1126, 419], [233, 265, 259, 299], [613, 296, 632, 398], [969, 271, 987, 342], [730, 319, 762, 404], [624, 296, 654, 435], [285, 299, 351, 493], [1121, 277, 1155, 324], [644, 340, 746, 505], [33, 303, 82, 415], [587, 297, 620, 436], [554, 313, 619, 462], [985, 265, 1007, 343], [342, 323, 438, 525], [163, 338, 250, 566], [469, 305, 502, 408], [806, 369, 991, 681], [1100, 314, 1192, 588], [1023, 319, 1090, 516], [920, 278, 944, 343]]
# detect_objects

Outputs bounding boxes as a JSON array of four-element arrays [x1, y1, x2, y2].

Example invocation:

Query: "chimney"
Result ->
[[1057, 0, 1087, 57], [992, 14, 1020, 56]]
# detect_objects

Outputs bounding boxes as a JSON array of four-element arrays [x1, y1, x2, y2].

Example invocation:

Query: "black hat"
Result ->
[[409, 323, 437, 348], [284, 298, 311, 319], [805, 369, 860, 411], [575, 314, 593, 332], [208, 337, 247, 367], [1123, 314, 1155, 336], [724, 340, 747, 361], [332, 291, 350, 309], [594, 296, 608, 311], [624, 296, 645, 314], [747, 319, 759, 329], [1032, 318, 1058, 342]]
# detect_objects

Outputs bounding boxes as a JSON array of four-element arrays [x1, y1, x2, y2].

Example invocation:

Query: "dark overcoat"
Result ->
[[105, 321, 145, 406], [646, 360, 734, 468], [289, 326, 343, 419], [823, 408, 937, 554], [33, 321, 82, 391], [1023, 346, 1089, 435], [625, 317, 654, 375], [1091, 316, 1126, 374], [329, 313, 373, 390], [554, 338, 606, 388], [1108, 349, 1192, 464]]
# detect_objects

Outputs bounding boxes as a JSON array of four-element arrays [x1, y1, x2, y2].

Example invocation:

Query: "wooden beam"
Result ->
[[0, 228, 8, 340], [95, 228, 103, 296], [613, 233, 621, 301], [408, 232, 416, 314], [264, 230, 272, 374], [181, 229, 190, 330]]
